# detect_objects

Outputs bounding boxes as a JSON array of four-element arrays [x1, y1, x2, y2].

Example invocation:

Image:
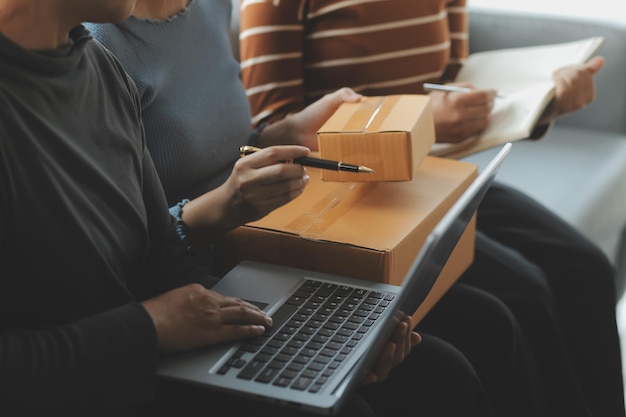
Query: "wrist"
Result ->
[[180, 188, 240, 244]]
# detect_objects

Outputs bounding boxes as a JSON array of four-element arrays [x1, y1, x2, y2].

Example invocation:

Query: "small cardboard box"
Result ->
[[214, 156, 478, 325], [317, 95, 435, 182]]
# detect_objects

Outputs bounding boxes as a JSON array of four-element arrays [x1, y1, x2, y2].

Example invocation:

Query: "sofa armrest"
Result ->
[[468, 8, 626, 134]]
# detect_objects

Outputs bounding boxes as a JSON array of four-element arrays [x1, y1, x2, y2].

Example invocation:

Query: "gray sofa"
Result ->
[[229, 2, 626, 296], [463, 8, 626, 297]]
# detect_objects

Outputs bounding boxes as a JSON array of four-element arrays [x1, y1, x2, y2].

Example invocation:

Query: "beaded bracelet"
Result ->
[[169, 198, 190, 241]]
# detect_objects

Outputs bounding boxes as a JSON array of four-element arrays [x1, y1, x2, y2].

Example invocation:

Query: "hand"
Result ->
[[361, 315, 422, 385], [551, 56, 605, 118], [260, 87, 363, 150], [141, 283, 273, 353], [429, 83, 497, 143], [183, 145, 311, 241]]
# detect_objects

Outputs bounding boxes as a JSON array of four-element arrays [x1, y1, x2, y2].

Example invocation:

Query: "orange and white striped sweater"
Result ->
[[239, 0, 468, 127]]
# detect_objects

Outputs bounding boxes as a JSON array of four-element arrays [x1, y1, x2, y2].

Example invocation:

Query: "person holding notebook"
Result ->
[[86, 1, 552, 416], [0, 1, 499, 416], [238, 2, 624, 417]]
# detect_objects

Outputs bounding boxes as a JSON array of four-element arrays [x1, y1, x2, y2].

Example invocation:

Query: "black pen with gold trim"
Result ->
[[239, 145, 375, 173]]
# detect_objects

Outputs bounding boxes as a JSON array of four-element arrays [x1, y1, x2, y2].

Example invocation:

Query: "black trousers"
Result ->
[[418, 281, 546, 417], [461, 182, 624, 417]]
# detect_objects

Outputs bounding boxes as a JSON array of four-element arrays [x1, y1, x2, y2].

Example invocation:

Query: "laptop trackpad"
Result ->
[[243, 299, 268, 310]]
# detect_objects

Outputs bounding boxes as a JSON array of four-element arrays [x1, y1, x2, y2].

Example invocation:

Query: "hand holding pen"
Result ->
[[422, 83, 500, 144], [240, 145, 374, 173]]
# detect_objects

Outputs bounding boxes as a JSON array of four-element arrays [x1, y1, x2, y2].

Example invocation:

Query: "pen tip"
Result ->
[[359, 166, 375, 173]]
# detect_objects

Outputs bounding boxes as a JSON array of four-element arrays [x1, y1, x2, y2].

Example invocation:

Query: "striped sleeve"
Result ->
[[240, 0, 309, 127], [240, 0, 469, 127], [444, 0, 469, 80]]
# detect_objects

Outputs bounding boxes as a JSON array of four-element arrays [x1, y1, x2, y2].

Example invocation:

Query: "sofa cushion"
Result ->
[[461, 126, 626, 293]]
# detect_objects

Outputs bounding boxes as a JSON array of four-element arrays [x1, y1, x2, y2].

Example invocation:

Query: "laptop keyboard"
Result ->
[[217, 279, 395, 393]]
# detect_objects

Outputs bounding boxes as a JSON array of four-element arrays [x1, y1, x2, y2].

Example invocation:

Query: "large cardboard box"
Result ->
[[214, 156, 478, 325], [317, 95, 435, 182]]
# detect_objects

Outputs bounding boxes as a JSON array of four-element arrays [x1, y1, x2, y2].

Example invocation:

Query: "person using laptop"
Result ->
[[0, 1, 499, 416], [239, 2, 623, 417], [85, 1, 552, 416]]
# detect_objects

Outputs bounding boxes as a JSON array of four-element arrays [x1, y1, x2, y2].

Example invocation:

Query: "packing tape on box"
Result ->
[[342, 95, 401, 133], [284, 180, 378, 238]]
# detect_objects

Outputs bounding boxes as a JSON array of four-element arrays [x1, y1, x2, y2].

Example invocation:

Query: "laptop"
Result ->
[[158, 143, 512, 415]]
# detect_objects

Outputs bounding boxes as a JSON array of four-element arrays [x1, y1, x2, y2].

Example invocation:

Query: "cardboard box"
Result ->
[[317, 95, 435, 182], [214, 156, 478, 325]]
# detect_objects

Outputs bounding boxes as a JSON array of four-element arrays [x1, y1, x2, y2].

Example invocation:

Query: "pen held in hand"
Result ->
[[239, 145, 375, 174], [423, 82, 506, 98]]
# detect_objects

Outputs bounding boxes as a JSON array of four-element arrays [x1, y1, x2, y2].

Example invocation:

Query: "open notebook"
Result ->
[[430, 37, 604, 159], [157, 143, 511, 415]]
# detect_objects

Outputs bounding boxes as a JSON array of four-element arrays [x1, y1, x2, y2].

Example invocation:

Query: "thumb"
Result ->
[[323, 87, 363, 108], [585, 56, 605, 74], [296, 87, 362, 127]]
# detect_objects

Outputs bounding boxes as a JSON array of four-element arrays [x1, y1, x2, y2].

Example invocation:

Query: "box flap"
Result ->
[[246, 173, 378, 238], [245, 157, 477, 250], [319, 95, 430, 134]]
